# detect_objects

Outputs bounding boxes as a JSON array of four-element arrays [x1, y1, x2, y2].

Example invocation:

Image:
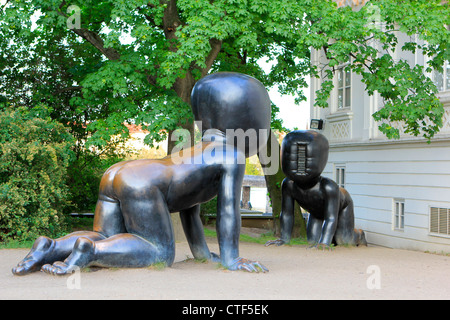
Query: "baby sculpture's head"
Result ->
[[191, 72, 271, 157], [281, 130, 329, 185]]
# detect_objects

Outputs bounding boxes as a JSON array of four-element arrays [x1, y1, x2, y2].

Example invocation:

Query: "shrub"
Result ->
[[66, 149, 124, 213], [0, 106, 74, 242]]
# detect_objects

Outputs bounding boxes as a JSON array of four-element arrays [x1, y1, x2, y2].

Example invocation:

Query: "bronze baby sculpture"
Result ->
[[266, 130, 367, 249], [12, 72, 271, 275]]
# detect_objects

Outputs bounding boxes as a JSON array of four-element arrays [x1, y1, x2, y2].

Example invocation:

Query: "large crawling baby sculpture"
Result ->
[[12, 72, 271, 275]]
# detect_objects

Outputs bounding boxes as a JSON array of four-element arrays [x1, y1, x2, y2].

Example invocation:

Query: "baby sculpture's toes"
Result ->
[[12, 258, 41, 276], [42, 261, 76, 276], [12, 236, 55, 276]]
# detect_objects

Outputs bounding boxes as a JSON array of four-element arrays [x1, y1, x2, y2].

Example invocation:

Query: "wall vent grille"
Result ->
[[430, 207, 450, 236]]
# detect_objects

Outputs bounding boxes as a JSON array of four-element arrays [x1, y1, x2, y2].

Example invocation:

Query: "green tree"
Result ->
[[1, 0, 448, 237], [0, 106, 74, 241]]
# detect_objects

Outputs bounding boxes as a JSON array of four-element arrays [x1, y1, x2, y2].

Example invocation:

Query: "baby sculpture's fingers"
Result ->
[[229, 257, 269, 273], [265, 239, 285, 247], [252, 261, 269, 273]]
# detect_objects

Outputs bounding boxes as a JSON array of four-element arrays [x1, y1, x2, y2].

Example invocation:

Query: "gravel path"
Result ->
[[2, 237, 449, 300]]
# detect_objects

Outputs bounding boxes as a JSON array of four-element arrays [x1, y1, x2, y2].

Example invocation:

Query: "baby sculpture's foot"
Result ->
[[42, 237, 94, 276], [357, 229, 368, 246], [12, 236, 55, 276], [42, 261, 77, 276]]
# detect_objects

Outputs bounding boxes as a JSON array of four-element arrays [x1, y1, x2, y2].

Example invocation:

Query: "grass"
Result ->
[[203, 227, 308, 246], [1, 216, 308, 249], [147, 261, 167, 271], [0, 239, 35, 250]]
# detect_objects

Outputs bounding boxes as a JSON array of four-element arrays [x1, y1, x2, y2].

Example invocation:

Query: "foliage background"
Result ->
[[0, 106, 73, 241]]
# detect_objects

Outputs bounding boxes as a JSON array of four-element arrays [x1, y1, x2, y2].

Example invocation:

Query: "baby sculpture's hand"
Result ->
[[228, 257, 268, 273], [264, 239, 286, 247]]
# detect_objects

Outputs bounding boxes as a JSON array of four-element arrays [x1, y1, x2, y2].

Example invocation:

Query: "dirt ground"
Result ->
[[1, 228, 449, 301]]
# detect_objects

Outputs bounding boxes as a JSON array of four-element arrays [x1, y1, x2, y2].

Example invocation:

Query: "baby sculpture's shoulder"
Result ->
[[281, 177, 296, 193], [319, 176, 340, 196]]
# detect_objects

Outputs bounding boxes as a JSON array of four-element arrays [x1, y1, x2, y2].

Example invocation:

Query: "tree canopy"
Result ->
[[0, 0, 449, 145]]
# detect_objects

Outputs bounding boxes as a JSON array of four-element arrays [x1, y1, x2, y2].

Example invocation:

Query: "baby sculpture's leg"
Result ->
[[334, 200, 367, 246], [41, 233, 168, 275], [12, 231, 106, 276], [42, 191, 176, 275], [12, 195, 124, 276]]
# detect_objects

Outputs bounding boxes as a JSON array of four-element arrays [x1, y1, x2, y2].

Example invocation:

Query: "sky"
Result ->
[[259, 59, 311, 131], [268, 81, 311, 131]]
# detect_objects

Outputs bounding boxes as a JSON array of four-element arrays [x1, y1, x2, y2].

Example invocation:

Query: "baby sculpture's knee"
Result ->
[[32, 236, 54, 251], [73, 237, 95, 254]]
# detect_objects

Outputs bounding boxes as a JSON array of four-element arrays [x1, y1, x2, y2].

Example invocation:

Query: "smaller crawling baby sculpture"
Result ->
[[266, 130, 367, 249]]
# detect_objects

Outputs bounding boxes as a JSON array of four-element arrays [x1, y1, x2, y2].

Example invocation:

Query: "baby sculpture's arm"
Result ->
[[216, 162, 268, 272], [180, 205, 219, 262]]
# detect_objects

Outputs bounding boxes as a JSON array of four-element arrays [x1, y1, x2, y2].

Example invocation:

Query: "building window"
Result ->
[[335, 165, 346, 188], [430, 207, 450, 237], [337, 66, 351, 109], [431, 25, 450, 93], [432, 62, 450, 92], [393, 199, 405, 231]]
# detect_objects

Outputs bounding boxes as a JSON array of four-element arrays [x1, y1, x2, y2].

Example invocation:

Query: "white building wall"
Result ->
[[321, 140, 450, 253], [309, 34, 450, 252]]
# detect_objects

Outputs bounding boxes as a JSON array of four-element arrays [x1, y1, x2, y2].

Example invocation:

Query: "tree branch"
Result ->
[[55, 86, 83, 94], [71, 28, 120, 61], [57, 2, 120, 61], [201, 39, 222, 77], [137, 3, 163, 29], [1, 0, 11, 12]]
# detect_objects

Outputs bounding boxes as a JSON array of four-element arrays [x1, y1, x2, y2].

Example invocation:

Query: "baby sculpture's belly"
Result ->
[[108, 159, 223, 213], [166, 164, 222, 212]]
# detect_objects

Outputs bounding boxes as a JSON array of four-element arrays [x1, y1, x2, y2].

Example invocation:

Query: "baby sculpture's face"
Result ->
[[190, 72, 271, 158], [281, 130, 329, 185]]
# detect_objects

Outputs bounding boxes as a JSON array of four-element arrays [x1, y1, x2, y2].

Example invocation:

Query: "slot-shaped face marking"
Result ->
[[296, 143, 307, 175], [281, 130, 329, 184]]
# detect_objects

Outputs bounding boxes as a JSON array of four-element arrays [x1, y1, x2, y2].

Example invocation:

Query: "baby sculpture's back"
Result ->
[[100, 137, 245, 212]]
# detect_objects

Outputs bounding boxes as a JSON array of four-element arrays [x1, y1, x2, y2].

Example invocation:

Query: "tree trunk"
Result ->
[[257, 130, 306, 238], [167, 74, 196, 154]]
